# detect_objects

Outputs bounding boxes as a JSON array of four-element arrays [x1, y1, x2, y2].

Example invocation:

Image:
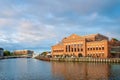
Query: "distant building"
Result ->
[[0, 48, 4, 57], [41, 51, 52, 58], [109, 39, 120, 58], [110, 46, 120, 58], [46, 51, 52, 58], [13, 50, 34, 56], [52, 33, 109, 58]]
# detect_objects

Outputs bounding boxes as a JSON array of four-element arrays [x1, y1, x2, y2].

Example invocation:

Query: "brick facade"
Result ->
[[14, 50, 34, 56], [52, 33, 109, 58]]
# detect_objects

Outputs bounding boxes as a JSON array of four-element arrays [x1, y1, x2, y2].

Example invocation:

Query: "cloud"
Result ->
[[0, 17, 57, 51], [0, 0, 120, 52]]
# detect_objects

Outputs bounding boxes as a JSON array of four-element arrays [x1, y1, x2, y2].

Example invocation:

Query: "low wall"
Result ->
[[50, 57, 120, 63]]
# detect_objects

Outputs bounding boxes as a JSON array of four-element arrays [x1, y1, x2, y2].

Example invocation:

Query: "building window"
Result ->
[[81, 48, 83, 51], [90, 48, 92, 50], [71, 48, 73, 52], [78, 48, 80, 52], [102, 47, 104, 50], [96, 47, 98, 50], [68, 45, 70, 52], [93, 48, 95, 50], [66, 45, 67, 52], [99, 47, 101, 50], [88, 48, 89, 51], [74, 48, 76, 52]]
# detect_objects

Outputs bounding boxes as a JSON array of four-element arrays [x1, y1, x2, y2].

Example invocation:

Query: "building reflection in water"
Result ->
[[51, 62, 110, 80]]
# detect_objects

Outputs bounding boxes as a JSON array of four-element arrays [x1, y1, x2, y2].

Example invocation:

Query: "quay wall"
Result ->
[[50, 57, 120, 63]]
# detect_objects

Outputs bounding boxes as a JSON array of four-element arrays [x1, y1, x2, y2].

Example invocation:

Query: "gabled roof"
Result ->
[[68, 34, 81, 39], [63, 34, 83, 40]]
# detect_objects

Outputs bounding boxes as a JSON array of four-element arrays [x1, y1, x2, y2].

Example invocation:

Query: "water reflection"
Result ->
[[0, 58, 52, 80], [52, 62, 110, 80], [0, 58, 120, 80]]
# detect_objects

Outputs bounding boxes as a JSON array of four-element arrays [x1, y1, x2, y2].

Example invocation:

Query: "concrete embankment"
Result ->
[[50, 57, 120, 63], [35, 56, 120, 63]]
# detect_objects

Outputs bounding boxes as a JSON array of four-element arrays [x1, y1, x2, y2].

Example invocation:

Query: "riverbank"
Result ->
[[35, 56, 120, 63], [35, 56, 50, 61], [51, 57, 120, 63], [0, 56, 32, 60]]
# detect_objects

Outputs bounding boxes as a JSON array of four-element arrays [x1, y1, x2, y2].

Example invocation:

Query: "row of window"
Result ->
[[87, 53, 104, 57], [66, 47, 83, 52], [66, 44, 83, 48], [53, 50, 64, 52], [87, 47, 104, 51]]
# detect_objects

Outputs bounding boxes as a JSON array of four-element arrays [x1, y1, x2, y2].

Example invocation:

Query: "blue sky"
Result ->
[[0, 0, 120, 53]]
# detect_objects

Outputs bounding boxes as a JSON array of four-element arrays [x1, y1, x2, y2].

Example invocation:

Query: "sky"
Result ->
[[0, 0, 120, 53]]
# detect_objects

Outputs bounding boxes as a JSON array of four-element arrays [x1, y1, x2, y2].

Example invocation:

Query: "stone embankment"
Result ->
[[50, 57, 120, 63], [35, 56, 120, 63]]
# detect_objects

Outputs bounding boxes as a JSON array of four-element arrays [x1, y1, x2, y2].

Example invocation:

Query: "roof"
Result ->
[[62, 34, 83, 41], [83, 33, 99, 37]]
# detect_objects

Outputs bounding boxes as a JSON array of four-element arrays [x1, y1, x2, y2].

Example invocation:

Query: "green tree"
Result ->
[[10, 52, 14, 56], [112, 38, 119, 41], [3, 50, 11, 56], [41, 52, 48, 56]]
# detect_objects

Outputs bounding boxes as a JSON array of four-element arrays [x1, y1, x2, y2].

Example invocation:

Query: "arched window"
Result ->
[[78, 53, 83, 57]]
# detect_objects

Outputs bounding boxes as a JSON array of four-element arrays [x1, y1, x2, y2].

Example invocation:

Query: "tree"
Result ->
[[41, 52, 48, 56], [3, 50, 11, 56], [10, 52, 14, 56], [112, 38, 119, 41]]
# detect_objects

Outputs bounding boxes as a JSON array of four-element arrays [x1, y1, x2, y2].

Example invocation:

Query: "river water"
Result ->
[[0, 58, 120, 80]]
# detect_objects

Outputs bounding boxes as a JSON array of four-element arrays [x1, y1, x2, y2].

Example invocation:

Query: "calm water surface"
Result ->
[[0, 58, 120, 80]]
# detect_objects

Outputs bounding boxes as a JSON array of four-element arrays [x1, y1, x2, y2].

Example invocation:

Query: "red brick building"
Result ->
[[14, 50, 34, 56], [52, 33, 110, 58]]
